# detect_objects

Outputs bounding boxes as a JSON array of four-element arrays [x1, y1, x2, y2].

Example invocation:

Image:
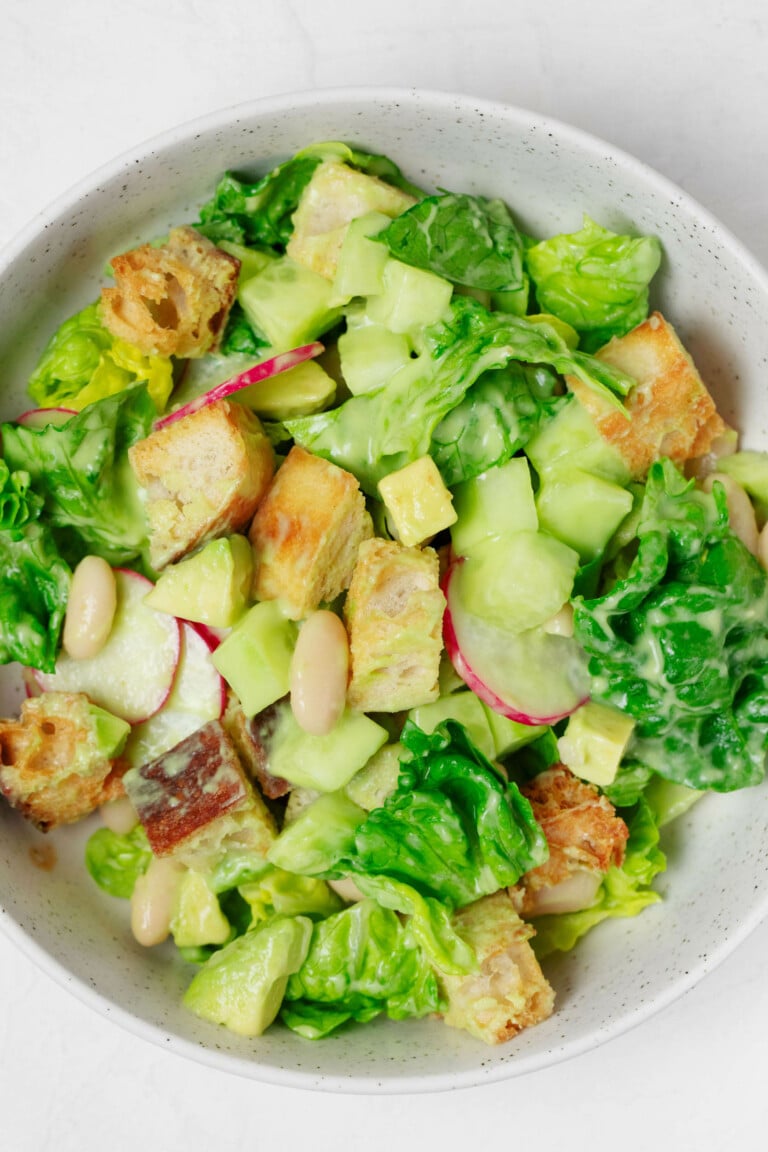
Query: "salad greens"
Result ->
[[85, 824, 152, 899], [0, 519, 70, 671]]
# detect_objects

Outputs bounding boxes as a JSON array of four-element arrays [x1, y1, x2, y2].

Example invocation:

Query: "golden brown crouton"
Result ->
[[0, 693, 128, 832], [287, 161, 416, 280], [221, 692, 291, 799], [123, 719, 276, 866], [510, 765, 628, 918], [101, 226, 239, 358], [249, 445, 373, 620], [439, 891, 555, 1045], [129, 399, 274, 570], [344, 539, 445, 712], [567, 312, 726, 478]]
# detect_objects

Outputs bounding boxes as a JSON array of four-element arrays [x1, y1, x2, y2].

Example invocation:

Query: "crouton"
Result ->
[[0, 693, 129, 832], [567, 312, 726, 478], [249, 445, 373, 619], [510, 765, 628, 918], [287, 161, 416, 280], [129, 399, 274, 570], [123, 719, 276, 866], [101, 226, 239, 358], [439, 891, 555, 1044], [344, 538, 445, 712], [221, 692, 291, 799]]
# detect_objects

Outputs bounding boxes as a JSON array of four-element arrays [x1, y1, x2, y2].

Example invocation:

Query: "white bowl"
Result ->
[[2, 87, 768, 1093]]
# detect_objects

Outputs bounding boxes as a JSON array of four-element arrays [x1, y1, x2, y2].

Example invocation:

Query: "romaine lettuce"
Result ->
[[84, 825, 151, 899], [0, 519, 71, 671], [0, 460, 42, 531]]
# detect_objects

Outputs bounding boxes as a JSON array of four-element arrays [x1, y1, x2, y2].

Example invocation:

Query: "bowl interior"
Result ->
[[1, 88, 767, 1091]]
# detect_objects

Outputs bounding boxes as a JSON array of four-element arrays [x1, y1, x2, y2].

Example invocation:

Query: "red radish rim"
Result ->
[[181, 621, 227, 717], [154, 342, 324, 430], [16, 406, 78, 426]]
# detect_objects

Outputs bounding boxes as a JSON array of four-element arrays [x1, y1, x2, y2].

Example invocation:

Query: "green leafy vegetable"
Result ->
[[525, 216, 662, 351], [0, 461, 42, 531], [219, 301, 268, 357], [574, 460, 768, 791], [2, 386, 155, 567], [0, 520, 71, 671], [376, 192, 524, 291], [28, 302, 173, 412], [239, 867, 343, 923], [84, 825, 151, 899]]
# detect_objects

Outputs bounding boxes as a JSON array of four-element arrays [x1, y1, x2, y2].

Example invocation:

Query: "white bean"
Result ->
[[290, 610, 349, 736], [130, 856, 184, 947], [63, 555, 117, 660], [542, 602, 575, 638], [702, 473, 759, 555], [100, 795, 139, 835]]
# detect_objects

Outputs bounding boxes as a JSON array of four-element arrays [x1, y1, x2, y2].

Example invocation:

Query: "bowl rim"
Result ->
[[2, 84, 768, 1093]]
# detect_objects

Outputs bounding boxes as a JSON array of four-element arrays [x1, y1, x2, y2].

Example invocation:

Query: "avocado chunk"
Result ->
[[378, 455, 457, 546], [212, 601, 298, 717], [266, 705, 388, 792], [170, 869, 231, 948], [267, 792, 366, 876], [236, 360, 336, 420], [557, 700, 635, 787], [144, 535, 253, 627]]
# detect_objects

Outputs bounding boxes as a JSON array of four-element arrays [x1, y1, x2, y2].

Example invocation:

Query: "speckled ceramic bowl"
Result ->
[[1, 88, 767, 1093]]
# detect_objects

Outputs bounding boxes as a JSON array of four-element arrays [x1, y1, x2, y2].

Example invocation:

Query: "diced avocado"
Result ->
[[410, 692, 496, 759], [217, 241, 276, 285], [267, 791, 366, 875], [451, 456, 538, 555], [378, 455, 457, 546], [366, 259, 453, 337], [344, 743, 403, 810], [183, 916, 313, 1037], [238, 257, 343, 351], [237, 360, 336, 420], [170, 869, 231, 949], [536, 469, 634, 563], [454, 530, 579, 634], [644, 777, 704, 828], [212, 601, 298, 717], [86, 702, 132, 761], [481, 705, 546, 758], [332, 210, 392, 300], [144, 535, 253, 627], [557, 700, 635, 787], [266, 706, 388, 792], [525, 394, 631, 484], [338, 323, 413, 396]]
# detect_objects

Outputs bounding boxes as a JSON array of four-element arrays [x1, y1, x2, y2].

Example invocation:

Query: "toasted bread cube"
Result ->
[[249, 445, 373, 620], [221, 693, 291, 799], [0, 693, 129, 831], [287, 161, 416, 280], [439, 891, 555, 1044], [378, 455, 457, 547], [123, 719, 276, 864], [101, 226, 239, 358], [344, 538, 445, 712], [567, 312, 726, 478], [129, 400, 274, 570]]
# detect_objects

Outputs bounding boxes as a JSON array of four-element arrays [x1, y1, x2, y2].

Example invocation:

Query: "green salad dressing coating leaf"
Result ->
[[0, 520, 70, 671], [376, 192, 524, 291], [85, 825, 151, 900], [574, 460, 768, 791]]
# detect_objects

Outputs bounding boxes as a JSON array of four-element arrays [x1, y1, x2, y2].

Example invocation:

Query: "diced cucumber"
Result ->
[[525, 394, 630, 484], [238, 257, 343, 351], [212, 601, 298, 717], [409, 691, 496, 758], [366, 258, 453, 336], [267, 707, 388, 792], [237, 359, 336, 420], [536, 468, 634, 562], [451, 457, 538, 555], [217, 241, 276, 285], [453, 530, 579, 634], [332, 210, 391, 300], [481, 706, 546, 758], [338, 323, 413, 395]]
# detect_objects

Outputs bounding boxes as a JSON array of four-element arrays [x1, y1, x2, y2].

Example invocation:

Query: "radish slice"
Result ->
[[16, 407, 77, 429], [154, 343, 324, 430], [443, 561, 590, 726], [124, 621, 226, 769], [35, 569, 181, 723]]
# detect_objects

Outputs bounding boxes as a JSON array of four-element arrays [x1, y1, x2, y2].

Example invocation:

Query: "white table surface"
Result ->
[[2, 2, 768, 1148]]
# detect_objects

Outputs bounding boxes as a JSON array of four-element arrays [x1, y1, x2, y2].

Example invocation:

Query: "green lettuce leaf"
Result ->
[[376, 192, 524, 291], [2, 386, 154, 567], [0, 519, 71, 671], [219, 301, 268, 357], [0, 461, 43, 532], [27, 302, 173, 412], [574, 460, 768, 791], [525, 216, 662, 351], [85, 825, 151, 899]]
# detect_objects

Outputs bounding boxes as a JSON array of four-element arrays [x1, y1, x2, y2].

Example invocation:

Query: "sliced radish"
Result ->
[[187, 621, 226, 652], [16, 407, 77, 429], [443, 561, 590, 726], [124, 620, 226, 769], [154, 343, 324, 430], [35, 568, 181, 723]]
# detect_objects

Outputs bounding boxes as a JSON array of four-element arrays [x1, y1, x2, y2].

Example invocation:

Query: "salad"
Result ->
[[1, 140, 768, 1047]]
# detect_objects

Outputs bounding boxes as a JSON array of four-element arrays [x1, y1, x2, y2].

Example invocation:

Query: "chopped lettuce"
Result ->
[[0, 460, 42, 532], [218, 301, 268, 357], [85, 825, 151, 899], [0, 519, 71, 671], [574, 460, 768, 791], [27, 302, 173, 412], [525, 216, 662, 351]]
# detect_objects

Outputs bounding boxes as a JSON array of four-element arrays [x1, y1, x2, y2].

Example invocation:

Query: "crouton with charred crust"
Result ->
[[439, 891, 555, 1045], [567, 312, 726, 478], [249, 445, 373, 620], [344, 538, 445, 712], [0, 693, 130, 832], [123, 719, 276, 867], [129, 399, 274, 570], [221, 693, 291, 799], [101, 226, 239, 358], [510, 765, 629, 919]]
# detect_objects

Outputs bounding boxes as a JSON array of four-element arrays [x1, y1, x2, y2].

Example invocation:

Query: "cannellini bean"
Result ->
[[63, 555, 117, 660], [130, 856, 184, 947], [702, 473, 759, 555], [290, 610, 349, 736], [524, 869, 602, 918], [328, 877, 366, 904], [100, 795, 139, 835], [542, 602, 575, 638]]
